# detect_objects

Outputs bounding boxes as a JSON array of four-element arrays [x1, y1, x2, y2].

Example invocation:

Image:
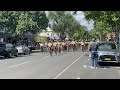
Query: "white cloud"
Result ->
[[74, 11, 94, 30]]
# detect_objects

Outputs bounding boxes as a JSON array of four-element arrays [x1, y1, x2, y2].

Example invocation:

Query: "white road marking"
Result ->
[[116, 67, 120, 76], [84, 65, 107, 69], [54, 52, 86, 79], [116, 67, 120, 69], [9, 61, 29, 68], [77, 77, 80, 79], [43, 56, 49, 58], [8, 55, 49, 68], [0, 54, 50, 73], [84, 65, 91, 68], [117, 67, 120, 76]]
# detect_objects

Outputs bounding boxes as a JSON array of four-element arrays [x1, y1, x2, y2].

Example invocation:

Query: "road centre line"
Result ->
[[8, 55, 49, 68], [9, 61, 29, 68], [54, 52, 86, 79]]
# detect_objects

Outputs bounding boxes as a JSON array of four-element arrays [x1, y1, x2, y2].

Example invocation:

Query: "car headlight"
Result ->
[[113, 53, 120, 56]]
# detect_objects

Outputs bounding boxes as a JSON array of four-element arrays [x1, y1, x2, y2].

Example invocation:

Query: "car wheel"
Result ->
[[29, 50, 31, 54], [30, 49, 32, 53], [24, 50, 27, 55], [15, 52, 18, 57], [18, 53, 21, 55], [8, 52, 12, 58], [4, 55, 8, 58], [29, 51, 31, 54]]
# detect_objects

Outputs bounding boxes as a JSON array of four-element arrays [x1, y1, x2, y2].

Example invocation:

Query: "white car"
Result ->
[[16, 45, 31, 55]]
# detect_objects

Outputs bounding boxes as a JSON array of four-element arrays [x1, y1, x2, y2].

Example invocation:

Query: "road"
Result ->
[[0, 50, 120, 79]]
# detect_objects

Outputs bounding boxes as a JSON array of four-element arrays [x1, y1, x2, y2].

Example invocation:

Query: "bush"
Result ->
[[35, 35, 47, 42], [73, 33, 80, 40]]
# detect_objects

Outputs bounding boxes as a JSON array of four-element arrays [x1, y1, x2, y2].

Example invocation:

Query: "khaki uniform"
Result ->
[[48, 42, 52, 47], [53, 42, 57, 47]]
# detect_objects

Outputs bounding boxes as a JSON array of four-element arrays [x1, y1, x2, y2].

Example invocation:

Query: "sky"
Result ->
[[45, 11, 94, 31], [74, 11, 94, 30]]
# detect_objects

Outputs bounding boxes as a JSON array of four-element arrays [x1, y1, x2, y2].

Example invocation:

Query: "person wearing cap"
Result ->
[[89, 39, 99, 69]]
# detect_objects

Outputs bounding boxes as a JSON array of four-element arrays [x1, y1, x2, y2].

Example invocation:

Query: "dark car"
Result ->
[[97, 41, 120, 63], [0, 43, 18, 58]]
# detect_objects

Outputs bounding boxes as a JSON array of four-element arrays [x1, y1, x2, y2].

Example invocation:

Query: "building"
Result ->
[[38, 27, 59, 40]]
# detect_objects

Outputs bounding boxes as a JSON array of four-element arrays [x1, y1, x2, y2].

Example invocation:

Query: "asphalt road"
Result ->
[[0, 50, 120, 79]]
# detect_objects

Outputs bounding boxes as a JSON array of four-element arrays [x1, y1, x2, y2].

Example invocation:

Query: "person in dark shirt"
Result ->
[[89, 39, 99, 69]]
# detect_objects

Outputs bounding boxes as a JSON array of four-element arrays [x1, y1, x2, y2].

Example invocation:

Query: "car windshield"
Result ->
[[0, 44, 5, 48], [98, 43, 116, 50]]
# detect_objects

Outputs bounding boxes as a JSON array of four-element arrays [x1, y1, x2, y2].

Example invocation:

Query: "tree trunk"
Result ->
[[116, 26, 120, 44], [115, 24, 119, 42], [99, 32, 102, 41]]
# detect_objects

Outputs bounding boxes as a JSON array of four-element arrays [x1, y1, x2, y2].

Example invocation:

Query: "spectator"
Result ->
[[89, 39, 99, 69]]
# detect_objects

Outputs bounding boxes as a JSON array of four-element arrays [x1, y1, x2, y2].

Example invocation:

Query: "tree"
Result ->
[[94, 21, 112, 41], [73, 33, 80, 40], [35, 35, 47, 42], [48, 11, 81, 38], [89, 29, 98, 39], [15, 11, 49, 37], [0, 11, 49, 38], [33, 11, 49, 31], [84, 11, 120, 41], [72, 24, 89, 40]]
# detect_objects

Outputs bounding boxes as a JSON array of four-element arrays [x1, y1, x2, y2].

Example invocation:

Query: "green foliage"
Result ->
[[0, 11, 49, 37], [35, 35, 47, 42], [83, 11, 117, 41], [48, 11, 80, 38], [73, 33, 80, 40], [84, 11, 120, 30], [89, 29, 99, 39]]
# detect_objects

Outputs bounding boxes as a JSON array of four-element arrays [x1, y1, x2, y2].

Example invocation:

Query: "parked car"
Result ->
[[97, 41, 120, 63], [28, 45, 40, 52], [16, 45, 31, 55], [28, 45, 35, 51], [0, 43, 18, 58]]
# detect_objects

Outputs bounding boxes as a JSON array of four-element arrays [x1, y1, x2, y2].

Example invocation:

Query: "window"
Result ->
[[6, 44, 13, 48], [98, 43, 116, 50], [0, 44, 5, 48]]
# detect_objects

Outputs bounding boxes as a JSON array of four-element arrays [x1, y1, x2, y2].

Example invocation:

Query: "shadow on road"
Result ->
[[0, 57, 6, 60], [31, 50, 41, 53], [0, 54, 32, 60], [0, 56, 17, 60], [98, 62, 120, 68]]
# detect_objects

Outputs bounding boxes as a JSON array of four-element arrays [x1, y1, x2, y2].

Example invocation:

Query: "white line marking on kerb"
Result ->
[[54, 52, 86, 79], [9, 61, 29, 68]]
